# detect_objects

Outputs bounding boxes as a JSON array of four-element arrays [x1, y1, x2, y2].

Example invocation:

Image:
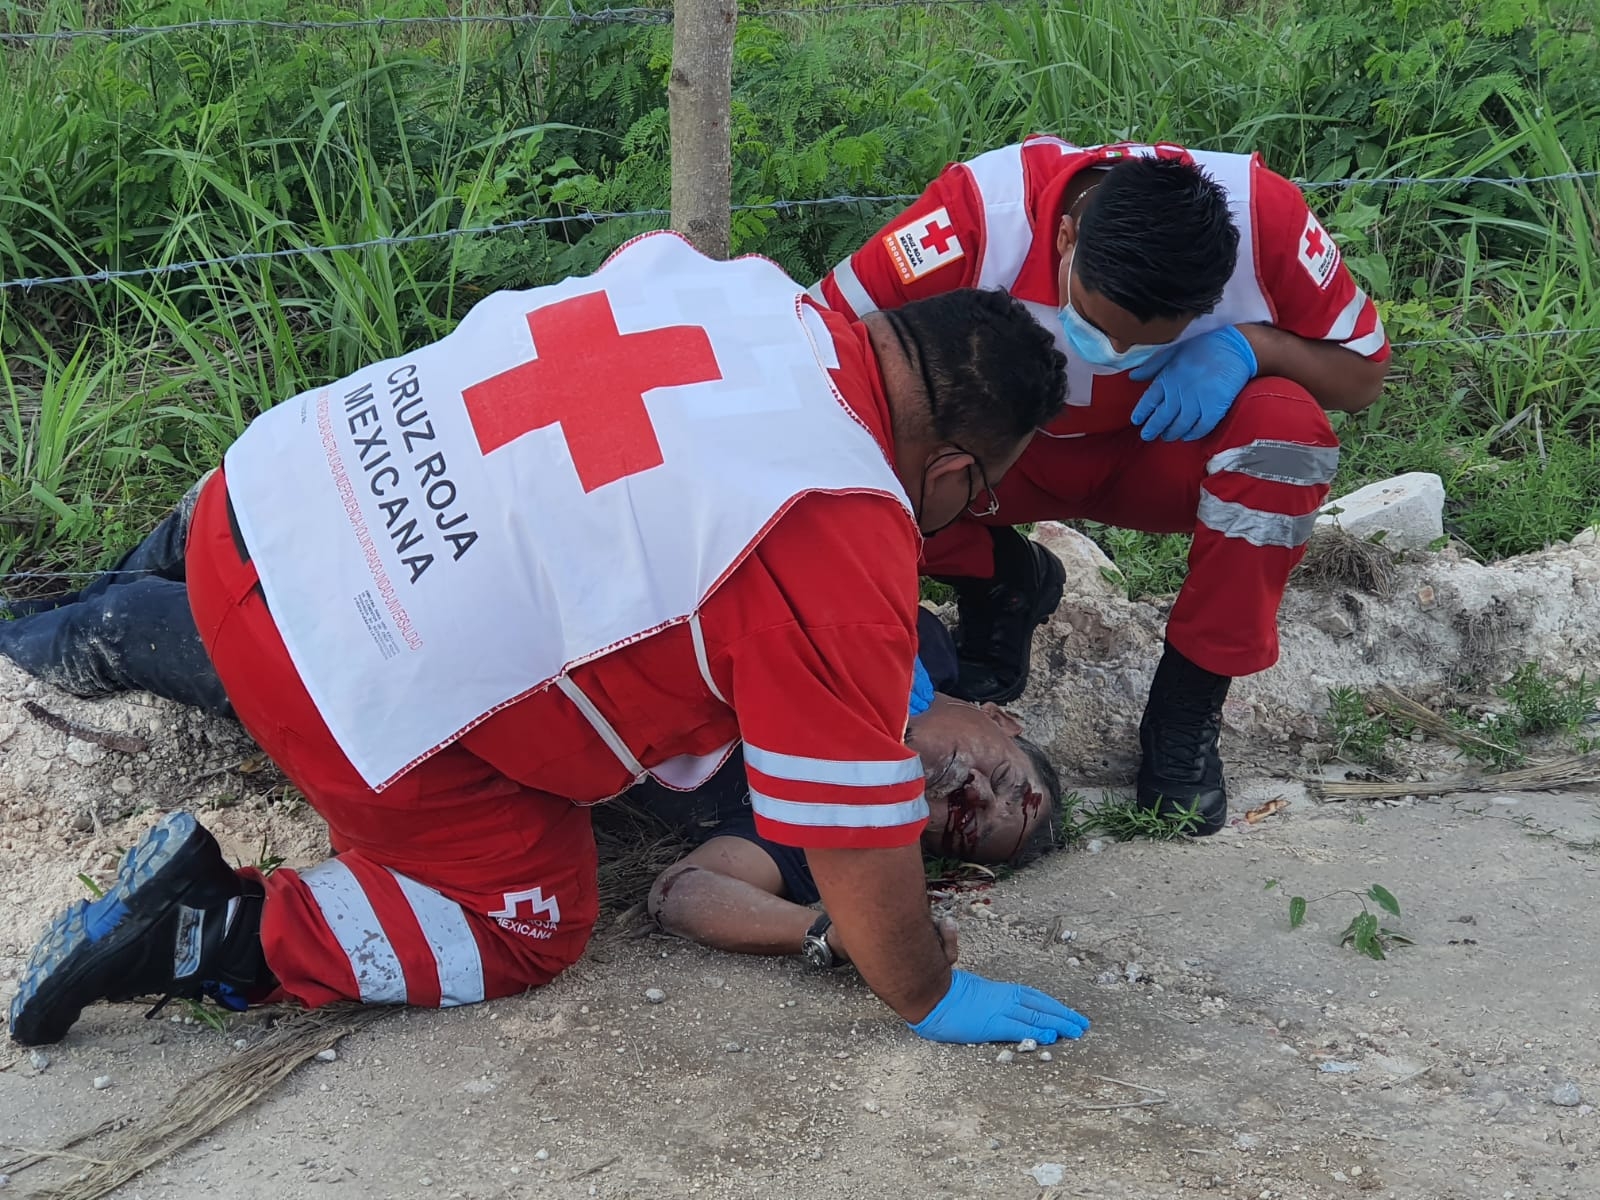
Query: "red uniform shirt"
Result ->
[[812, 136, 1390, 434], [202, 305, 929, 854]]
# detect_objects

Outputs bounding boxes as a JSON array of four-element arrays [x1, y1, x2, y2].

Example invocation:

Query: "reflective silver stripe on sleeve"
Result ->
[[1206, 440, 1341, 486], [744, 743, 924, 787], [1197, 492, 1319, 549], [827, 258, 878, 318], [1322, 289, 1369, 341], [1342, 323, 1388, 356], [300, 859, 408, 1004], [750, 790, 930, 829]]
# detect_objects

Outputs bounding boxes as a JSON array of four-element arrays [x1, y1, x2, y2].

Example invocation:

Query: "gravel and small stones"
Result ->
[[1030, 1164, 1066, 1187], [28, 1050, 49, 1072], [722, 1042, 744, 1054], [1550, 1081, 1583, 1107], [1124, 962, 1147, 984], [92, 1075, 111, 1090], [644, 988, 667, 1005], [862, 1099, 881, 1113], [1017, 1038, 1039, 1053], [233, 1039, 249, 1051], [1039, 1051, 1054, 1063], [534, 1150, 550, 1162], [995, 1050, 1015, 1064], [315, 1048, 339, 1063], [1095, 970, 1120, 986]]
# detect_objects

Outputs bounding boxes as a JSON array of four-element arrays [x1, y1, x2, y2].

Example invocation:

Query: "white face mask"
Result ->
[[1057, 251, 1171, 373]]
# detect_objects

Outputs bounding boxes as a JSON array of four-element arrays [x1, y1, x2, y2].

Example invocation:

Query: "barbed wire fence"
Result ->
[[0, 2, 1596, 583]]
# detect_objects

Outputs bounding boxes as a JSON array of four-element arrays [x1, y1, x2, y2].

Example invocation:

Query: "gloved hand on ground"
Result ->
[[909, 968, 1089, 1045]]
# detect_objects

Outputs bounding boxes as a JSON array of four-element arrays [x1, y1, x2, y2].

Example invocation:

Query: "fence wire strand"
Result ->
[[1, 164, 1597, 293], [0, 0, 1024, 41]]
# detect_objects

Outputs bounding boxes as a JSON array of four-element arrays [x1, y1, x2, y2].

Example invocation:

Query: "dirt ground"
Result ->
[[3, 537, 1600, 1200]]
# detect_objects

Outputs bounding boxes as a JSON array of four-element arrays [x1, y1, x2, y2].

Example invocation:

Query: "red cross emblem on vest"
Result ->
[[461, 291, 724, 493]]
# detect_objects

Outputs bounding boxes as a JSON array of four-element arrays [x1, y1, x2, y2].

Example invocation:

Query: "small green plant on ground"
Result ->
[[1450, 663, 1599, 768], [1075, 793, 1204, 842], [1277, 880, 1413, 961], [1327, 686, 1395, 767]]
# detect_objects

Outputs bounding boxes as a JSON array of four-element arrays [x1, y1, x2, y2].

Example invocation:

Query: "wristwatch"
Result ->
[[801, 912, 842, 970]]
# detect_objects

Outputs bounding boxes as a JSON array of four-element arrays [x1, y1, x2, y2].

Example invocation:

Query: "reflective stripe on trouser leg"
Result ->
[[299, 860, 407, 1004], [1174, 398, 1339, 676], [1196, 493, 1320, 549], [298, 859, 488, 1007]]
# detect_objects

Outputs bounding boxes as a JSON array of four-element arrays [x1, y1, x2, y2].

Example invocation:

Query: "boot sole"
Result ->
[[8, 812, 235, 1046], [961, 546, 1068, 706]]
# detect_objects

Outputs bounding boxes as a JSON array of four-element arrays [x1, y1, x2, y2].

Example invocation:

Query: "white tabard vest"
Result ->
[[224, 231, 913, 792]]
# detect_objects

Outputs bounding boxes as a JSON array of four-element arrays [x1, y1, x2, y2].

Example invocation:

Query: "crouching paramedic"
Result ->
[[811, 137, 1390, 834], [7, 230, 1088, 1051]]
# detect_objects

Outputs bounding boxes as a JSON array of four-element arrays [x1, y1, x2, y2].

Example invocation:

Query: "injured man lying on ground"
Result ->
[[637, 608, 1061, 969]]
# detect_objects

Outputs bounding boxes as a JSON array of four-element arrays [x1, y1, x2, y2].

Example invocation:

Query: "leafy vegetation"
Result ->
[[1278, 880, 1413, 960], [0, 0, 1596, 585]]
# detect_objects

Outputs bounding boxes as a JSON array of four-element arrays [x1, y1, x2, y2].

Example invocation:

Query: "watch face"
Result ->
[[802, 937, 832, 969]]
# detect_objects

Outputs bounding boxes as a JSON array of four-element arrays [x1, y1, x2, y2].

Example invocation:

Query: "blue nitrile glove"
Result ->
[[908, 655, 936, 717], [1129, 325, 1258, 443], [909, 969, 1090, 1046]]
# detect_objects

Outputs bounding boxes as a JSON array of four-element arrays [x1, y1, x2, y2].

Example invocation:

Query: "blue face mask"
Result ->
[[1058, 253, 1171, 372]]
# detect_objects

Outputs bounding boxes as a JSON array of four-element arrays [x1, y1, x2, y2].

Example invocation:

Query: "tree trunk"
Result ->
[[668, 0, 737, 260]]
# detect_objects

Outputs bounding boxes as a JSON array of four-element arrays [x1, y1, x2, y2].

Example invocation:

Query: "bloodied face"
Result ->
[[906, 696, 1055, 864]]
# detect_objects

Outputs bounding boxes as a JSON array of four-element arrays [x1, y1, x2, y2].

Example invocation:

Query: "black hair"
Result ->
[[1009, 735, 1063, 866], [1074, 157, 1239, 321], [883, 287, 1067, 466]]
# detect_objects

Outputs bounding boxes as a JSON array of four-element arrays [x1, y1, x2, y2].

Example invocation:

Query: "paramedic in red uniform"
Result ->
[[7, 231, 1089, 1053], [810, 137, 1391, 834]]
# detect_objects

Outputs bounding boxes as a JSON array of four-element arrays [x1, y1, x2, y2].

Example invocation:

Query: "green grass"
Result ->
[[0, 0, 1595, 584]]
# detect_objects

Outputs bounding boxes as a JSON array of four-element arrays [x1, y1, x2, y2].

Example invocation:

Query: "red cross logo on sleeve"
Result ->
[[920, 218, 959, 254], [1304, 225, 1326, 260], [461, 291, 723, 493]]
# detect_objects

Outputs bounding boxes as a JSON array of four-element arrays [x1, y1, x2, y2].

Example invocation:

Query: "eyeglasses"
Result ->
[[962, 450, 999, 519]]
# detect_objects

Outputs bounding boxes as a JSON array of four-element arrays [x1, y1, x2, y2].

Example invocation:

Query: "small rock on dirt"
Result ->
[[315, 1048, 338, 1062], [1030, 1163, 1066, 1187], [91, 1075, 111, 1090], [1550, 1082, 1583, 1107], [28, 1050, 49, 1072], [722, 1042, 743, 1054], [1318, 1061, 1360, 1074], [1125, 962, 1147, 984], [1017, 1038, 1038, 1053], [534, 1150, 549, 1162], [110, 775, 136, 796], [1316, 471, 1445, 550], [995, 1050, 1015, 1064], [644, 988, 667, 1005], [1039, 1051, 1053, 1063]]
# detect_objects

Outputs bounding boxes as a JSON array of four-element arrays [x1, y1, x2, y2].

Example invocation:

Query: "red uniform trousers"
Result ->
[[922, 378, 1339, 678], [185, 474, 600, 1010]]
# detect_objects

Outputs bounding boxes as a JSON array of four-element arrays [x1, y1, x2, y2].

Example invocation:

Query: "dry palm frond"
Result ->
[[592, 797, 691, 915], [36, 1005, 389, 1200], [1310, 754, 1600, 801]]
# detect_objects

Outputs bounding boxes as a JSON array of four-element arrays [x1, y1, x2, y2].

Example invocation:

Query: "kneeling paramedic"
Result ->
[[6, 231, 1087, 1051], [811, 137, 1391, 834]]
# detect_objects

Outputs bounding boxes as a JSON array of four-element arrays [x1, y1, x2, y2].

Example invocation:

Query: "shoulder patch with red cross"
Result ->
[[1296, 211, 1342, 289], [883, 207, 965, 284]]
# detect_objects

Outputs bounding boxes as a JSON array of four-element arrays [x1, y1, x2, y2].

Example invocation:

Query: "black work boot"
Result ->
[[942, 527, 1066, 705], [1135, 641, 1232, 836], [9, 812, 270, 1046]]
